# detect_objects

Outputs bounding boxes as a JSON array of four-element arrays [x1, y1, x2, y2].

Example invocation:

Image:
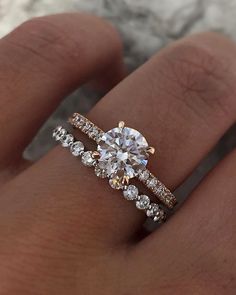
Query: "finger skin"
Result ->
[[3, 32, 236, 242], [0, 13, 124, 168], [133, 149, 236, 295], [1, 32, 236, 294]]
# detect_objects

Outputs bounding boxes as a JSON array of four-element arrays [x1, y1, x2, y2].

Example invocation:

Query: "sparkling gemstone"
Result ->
[[139, 169, 150, 182], [97, 127, 149, 180], [94, 166, 107, 178], [89, 127, 99, 138], [77, 117, 85, 127], [155, 184, 165, 195], [82, 121, 92, 132], [136, 195, 150, 210], [61, 134, 74, 147], [81, 151, 95, 167], [96, 132, 104, 143], [72, 114, 79, 122], [147, 177, 158, 189], [123, 185, 139, 201], [70, 141, 84, 156], [109, 176, 124, 190], [153, 210, 165, 223], [146, 203, 160, 217], [52, 126, 66, 141]]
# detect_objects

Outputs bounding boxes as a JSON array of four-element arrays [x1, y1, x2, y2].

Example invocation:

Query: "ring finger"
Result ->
[[2, 31, 236, 248]]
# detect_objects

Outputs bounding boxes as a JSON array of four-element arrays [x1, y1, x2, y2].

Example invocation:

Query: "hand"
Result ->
[[0, 13, 235, 295]]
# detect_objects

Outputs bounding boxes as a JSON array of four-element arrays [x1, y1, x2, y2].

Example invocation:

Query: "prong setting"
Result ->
[[118, 121, 125, 128], [147, 146, 155, 155], [92, 151, 100, 159]]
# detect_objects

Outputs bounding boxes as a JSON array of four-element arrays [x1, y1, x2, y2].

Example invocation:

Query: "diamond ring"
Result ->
[[52, 126, 166, 223], [68, 113, 177, 209]]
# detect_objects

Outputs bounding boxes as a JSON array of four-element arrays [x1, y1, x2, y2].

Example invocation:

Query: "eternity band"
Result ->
[[52, 126, 166, 223], [68, 113, 177, 209]]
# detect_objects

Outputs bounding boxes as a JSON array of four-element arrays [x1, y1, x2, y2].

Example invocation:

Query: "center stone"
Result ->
[[97, 127, 149, 179]]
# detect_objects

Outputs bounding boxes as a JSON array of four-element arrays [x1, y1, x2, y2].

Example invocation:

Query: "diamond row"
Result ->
[[69, 113, 104, 144], [52, 126, 166, 223], [138, 169, 177, 209], [123, 185, 166, 223]]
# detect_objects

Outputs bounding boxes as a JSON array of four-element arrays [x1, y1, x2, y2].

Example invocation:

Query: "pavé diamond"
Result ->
[[97, 127, 149, 180], [70, 141, 84, 156], [139, 169, 150, 182], [136, 195, 150, 210], [89, 127, 99, 139], [123, 185, 139, 200], [147, 177, 158, 189]]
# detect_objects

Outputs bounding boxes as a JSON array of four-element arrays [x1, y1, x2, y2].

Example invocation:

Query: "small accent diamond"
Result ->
[[89, 127, 99, 139], [136, 195, 150, 210], [96, 131, 104, 143], [81, 151, 96, 167], [147, 177, 158, 189], [109, 176, 124, 190], [153, 210, 166, 223], [82, 121, 92, 133], [123, 185, 139, 201], [70, 141, 84, 156], [61, 134, 74, 147], [155, 184, 165, 195], [94, 166, 107, 178], [77, 116, 85, 127], [139, 170, 150, 182], [52, 126, 66, 141], [146, 203, 160, 217]]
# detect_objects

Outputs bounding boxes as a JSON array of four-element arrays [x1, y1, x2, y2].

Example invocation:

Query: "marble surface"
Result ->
[[2, 0, 236, 67], [1, 0, 235, 201]]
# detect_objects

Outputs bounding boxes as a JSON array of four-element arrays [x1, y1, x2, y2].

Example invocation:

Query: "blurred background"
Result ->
[[1, 0, 236, 202]]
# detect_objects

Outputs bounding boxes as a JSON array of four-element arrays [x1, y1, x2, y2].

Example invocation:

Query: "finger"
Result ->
[[132, 149, 236, 294], [0, 13, 124, 168], [3, 32, 236, 247]]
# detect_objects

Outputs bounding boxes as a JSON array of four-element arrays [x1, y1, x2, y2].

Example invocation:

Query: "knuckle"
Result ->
[[18, 17, 65, 45], [157, 41, 236, 118], [4, 16, 82, 66]]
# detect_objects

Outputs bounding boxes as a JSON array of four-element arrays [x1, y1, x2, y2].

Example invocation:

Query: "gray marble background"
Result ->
[[1, 0, 236, 201]]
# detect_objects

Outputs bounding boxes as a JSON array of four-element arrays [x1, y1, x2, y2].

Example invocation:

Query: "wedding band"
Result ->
[[68, 113, 177, 209], [52, 126, 166, 223]]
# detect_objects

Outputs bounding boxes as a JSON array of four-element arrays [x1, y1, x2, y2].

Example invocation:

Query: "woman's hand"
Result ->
[[0, 13, 235, 295]]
